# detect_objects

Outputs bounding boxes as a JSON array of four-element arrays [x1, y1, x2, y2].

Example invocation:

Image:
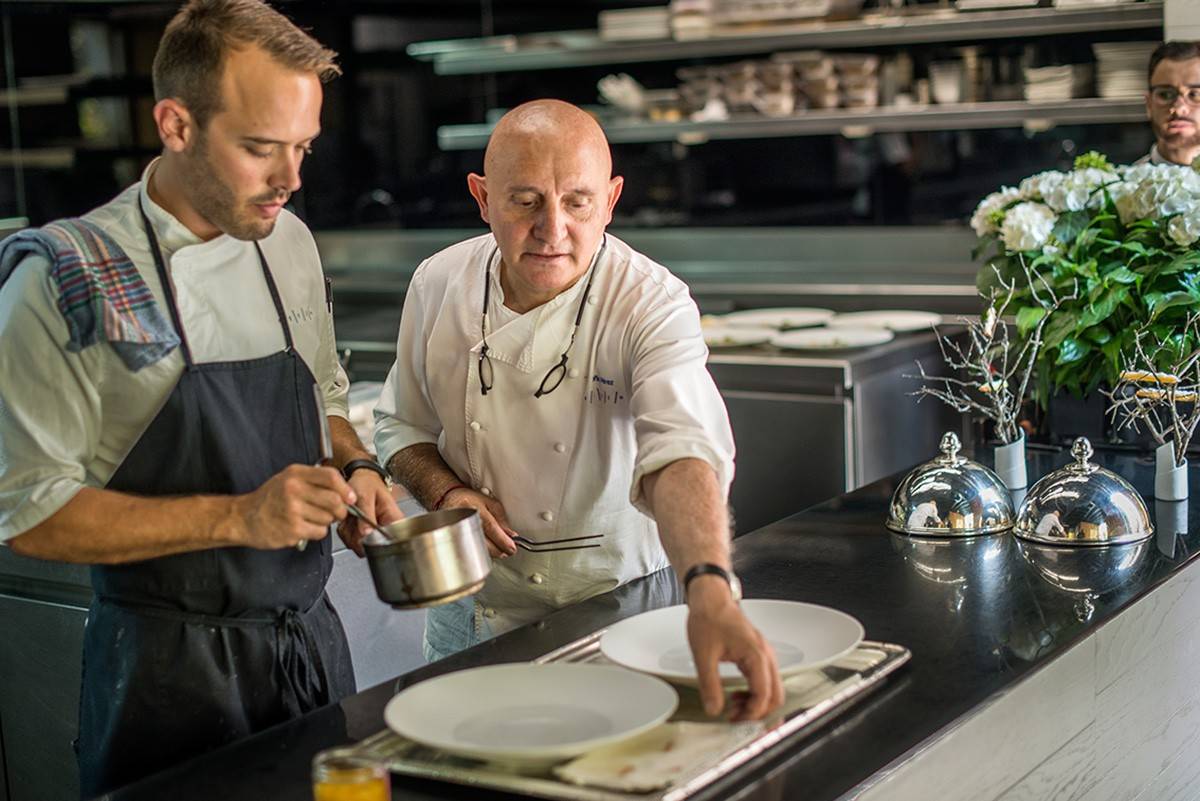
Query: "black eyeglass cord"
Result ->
[[478, 237, 606, 399]]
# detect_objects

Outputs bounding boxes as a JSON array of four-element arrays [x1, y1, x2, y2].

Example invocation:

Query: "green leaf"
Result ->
[[1159, 251, 1200, 276], [1079, 286, 1129, 328], [1016, 305, 1048, 336], [1103, 266, 1140, 285], [1101, 338, 1126, 371], [1119, 241, 1152, 258], [1148, 290, 1197, 319], [1043, 311, 1079, 348], [1084, 326, 1112, 345], [1052, 210, 1090, 246], [1055, 337, 1090, 365]]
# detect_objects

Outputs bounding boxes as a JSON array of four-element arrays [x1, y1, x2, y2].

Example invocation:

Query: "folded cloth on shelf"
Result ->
[[0, 219, 179, 371]]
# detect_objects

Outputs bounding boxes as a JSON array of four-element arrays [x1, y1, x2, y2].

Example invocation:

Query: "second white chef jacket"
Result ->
[[374, 233, 735, 635]]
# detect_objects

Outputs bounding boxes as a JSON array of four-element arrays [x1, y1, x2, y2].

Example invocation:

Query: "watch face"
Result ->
[[729, 574, 743, 602]]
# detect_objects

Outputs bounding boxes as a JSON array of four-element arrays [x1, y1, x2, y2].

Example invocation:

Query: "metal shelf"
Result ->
[[437, 97, 1147, 149], [408, 2, 1162, 74]]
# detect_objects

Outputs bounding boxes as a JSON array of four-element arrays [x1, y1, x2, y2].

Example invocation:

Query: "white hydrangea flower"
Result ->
[[970, 186, 1021, 237], [1110, 163, 1200, 222], [1168, 209, 1200, 247], [1001, 202, 1057, 253], [1043, 167, 1119, 212], [1019, 170, 1067, 202]]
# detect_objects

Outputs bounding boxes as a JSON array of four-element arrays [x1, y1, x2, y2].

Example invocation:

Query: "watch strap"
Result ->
[[684, 563, 734, 595], [342, 458, 389, 484]]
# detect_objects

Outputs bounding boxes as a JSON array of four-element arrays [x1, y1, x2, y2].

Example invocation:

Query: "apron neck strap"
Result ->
[[137, 196, 194, 366], [137, 196, 297, 365]]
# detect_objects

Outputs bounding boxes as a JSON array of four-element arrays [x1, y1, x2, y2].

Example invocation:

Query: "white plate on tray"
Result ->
[[599, 599, 865, 687], [771, 327, 894, 350], [827, 310, 942, 332], [702, 324, 775, 348], [383, 663, 678, 767], [720, 307, 835, 330]]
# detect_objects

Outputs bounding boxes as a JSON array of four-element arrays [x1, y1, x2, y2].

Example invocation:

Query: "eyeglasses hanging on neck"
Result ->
[[477, 237, 607, 398]]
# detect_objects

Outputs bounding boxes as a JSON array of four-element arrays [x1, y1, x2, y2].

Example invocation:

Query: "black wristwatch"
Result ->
[[683, 563, 743, 602], [342, 458, 390, 485]]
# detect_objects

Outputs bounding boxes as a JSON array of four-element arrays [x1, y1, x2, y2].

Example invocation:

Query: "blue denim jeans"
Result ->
[[422, 595, 479, 663]]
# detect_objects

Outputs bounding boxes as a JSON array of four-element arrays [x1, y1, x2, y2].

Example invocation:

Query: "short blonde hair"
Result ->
[[152, 0, 340, 128]]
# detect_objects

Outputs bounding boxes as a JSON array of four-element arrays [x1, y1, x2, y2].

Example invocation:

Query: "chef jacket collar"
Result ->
[[138, 158, 245, 264], [470, 236, 607, 372]]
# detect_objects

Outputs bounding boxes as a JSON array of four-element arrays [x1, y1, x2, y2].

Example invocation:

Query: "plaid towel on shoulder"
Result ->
[[0, 218, 179, 371]]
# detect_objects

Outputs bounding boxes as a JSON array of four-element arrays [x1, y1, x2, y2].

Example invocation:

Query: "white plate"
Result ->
[[720, 307, 835, 330], [771, 327, 894, 350], [599, 599, 865, 687], [383, 663, 678, 767], [702, 325, 775, 348], [827, 310, 943, 332]]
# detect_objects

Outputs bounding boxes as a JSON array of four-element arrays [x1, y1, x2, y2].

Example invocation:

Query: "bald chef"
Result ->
[[374, 99, 785, 721]]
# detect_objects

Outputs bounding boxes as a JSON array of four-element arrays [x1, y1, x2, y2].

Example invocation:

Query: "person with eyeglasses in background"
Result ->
[[372, 99, 785, 722], [1139, 41, 1200, 166]]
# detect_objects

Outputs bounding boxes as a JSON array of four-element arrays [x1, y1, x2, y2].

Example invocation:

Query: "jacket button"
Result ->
[[481, 487, 492, 497], [530, 573, 545, 585], [483, 607, 497, 619], [540, 511, 554, 522], [568, 368, 580, 379], [470, 421, 481, 431], [554, 442, 566, 453], [587, 295, 597, 305]]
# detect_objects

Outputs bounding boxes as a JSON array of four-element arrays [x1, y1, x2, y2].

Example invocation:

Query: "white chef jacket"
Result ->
[[1136, 144, 1170, 165], [0, 159, 349, 542], [374, 233, 735, 635]]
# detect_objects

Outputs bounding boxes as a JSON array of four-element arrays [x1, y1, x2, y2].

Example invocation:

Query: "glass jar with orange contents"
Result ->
[[311, 747, 389, 801]]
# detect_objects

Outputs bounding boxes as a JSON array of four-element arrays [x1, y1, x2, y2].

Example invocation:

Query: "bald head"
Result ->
[[466, 99, 624, 312], [484, 99, 612, 180]]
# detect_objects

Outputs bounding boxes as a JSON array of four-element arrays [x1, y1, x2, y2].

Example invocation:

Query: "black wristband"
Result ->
[[683, 563, 732, 593], [342, 458, 389, 484]]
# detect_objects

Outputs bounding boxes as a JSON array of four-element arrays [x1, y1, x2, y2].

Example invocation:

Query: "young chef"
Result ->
[[374, 99, 786, 722], [0, 0, 400, 795], [1140, 42, 1200, 166]]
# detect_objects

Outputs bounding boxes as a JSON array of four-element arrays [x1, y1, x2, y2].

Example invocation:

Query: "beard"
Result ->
[[179, 133, 287, 241], [1156, 114, 1200, 157]]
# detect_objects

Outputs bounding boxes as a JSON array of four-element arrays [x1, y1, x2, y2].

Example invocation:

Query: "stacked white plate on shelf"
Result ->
[[1023, 64, 1092, 102], [598, 6, 672, 41], [1093, 42, 1158, 98]]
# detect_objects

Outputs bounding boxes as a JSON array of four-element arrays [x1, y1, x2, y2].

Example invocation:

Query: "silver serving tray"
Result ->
[[348, 630, 910, 801]]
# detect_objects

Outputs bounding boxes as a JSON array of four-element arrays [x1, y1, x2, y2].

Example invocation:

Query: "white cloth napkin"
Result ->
[[554, 650, 886, 792]]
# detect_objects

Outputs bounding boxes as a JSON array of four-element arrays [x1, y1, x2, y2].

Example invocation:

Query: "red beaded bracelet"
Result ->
[[432, 483, 468, 511]]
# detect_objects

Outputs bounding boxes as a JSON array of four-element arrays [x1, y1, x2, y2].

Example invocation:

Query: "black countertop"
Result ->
[[104, 444, 1200, 801]]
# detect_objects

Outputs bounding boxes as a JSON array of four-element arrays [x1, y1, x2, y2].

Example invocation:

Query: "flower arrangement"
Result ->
[[970, 153, 1200, 402]]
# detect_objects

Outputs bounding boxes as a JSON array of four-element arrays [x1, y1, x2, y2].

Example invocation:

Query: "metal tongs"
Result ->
[[512, 533, 604, 553]]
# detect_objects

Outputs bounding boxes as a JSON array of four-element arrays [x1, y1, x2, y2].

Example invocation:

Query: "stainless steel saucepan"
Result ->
[[363, 508, 491, 609]]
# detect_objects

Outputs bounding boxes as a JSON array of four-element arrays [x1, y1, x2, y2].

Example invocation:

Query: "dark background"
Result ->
[[0, 0, 1158, 231]]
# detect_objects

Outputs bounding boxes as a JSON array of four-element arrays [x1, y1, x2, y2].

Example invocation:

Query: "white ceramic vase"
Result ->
[[994, 432, 1027, 490], [1155, 440, 1188, 501]]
